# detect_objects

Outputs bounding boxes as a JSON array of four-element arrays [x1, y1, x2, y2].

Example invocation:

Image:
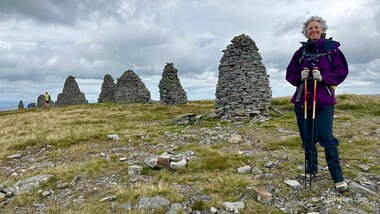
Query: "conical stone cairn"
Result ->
[[158, 63, 188, 105], [114, 70, 151, 103], [18, 100, 24, 109], [215, 34, 272, 119], [55, 76, 88, 106], [98, 74, 116, 103]]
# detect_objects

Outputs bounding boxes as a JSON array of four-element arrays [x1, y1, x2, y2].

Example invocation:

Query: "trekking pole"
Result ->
[[309, 67, 318, 190], [303, 70, 308, 189]]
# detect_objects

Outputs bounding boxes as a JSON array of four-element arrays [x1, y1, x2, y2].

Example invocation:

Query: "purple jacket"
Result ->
[[286, 36, 349, 109]]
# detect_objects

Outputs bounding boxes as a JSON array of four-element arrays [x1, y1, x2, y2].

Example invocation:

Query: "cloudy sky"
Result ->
[[0, 0, 379, 106]]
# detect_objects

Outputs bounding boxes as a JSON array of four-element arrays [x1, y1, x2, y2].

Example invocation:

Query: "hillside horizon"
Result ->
[[1, 93, 379, 112]]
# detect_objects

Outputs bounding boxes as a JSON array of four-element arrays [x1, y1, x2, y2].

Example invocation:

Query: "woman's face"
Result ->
[[307, 21, 324, 42]]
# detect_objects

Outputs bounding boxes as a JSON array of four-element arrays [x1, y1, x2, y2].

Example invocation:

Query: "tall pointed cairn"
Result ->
[[98, 74, 116, 103], [55, 76, 89, 106], [18, 100, 24, 109], [159, 63, 188, 105], [215, 34, 272, 120]]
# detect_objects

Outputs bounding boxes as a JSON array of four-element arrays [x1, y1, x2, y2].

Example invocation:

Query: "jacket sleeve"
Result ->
[[286, 49, 302, 86], [322, 48, 349, 86]]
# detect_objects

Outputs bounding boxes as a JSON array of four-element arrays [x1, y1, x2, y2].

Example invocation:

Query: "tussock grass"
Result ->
[[205, 174, 253, 197], [188, 150, 247, 172], [115, 179, 185, 203], [41, 158, 111, 181], [336, 94, 380, 115], [271, 96, 294, 112]]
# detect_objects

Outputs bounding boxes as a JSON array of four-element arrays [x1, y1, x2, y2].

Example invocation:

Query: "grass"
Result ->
[[115, 179, 185, 203], [336, 94, 380, 115], [0, 94, 379, 213]]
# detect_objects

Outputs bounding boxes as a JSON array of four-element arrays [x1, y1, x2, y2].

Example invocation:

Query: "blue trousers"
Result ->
[[294, 106, 344, 183]]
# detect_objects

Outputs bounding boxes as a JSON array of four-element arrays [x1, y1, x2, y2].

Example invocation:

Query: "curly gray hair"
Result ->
[[302, 16, 328, 38]]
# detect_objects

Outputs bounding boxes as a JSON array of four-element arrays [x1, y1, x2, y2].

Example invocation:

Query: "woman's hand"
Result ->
[[301, 67, 310, 81], [312, 68, 322, 81]]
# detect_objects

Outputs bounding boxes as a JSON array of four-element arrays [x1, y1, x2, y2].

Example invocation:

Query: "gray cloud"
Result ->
[[0, 0, 123, 25], [0, 0, 379, 106]]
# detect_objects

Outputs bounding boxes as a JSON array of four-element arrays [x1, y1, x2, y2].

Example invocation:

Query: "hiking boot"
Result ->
[[335, 181, 348, 192]]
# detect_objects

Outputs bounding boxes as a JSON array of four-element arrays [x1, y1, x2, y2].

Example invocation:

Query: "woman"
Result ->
[[286, 16, 349, 192]]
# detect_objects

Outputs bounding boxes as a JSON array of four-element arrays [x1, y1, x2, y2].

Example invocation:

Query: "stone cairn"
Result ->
[[98, 74, 116, 103], [37, 94, 54, 108], [55, 76, 88, 106], [114, 70, 151, 103], [18, 100, 24, 109], [215, 34, 272, 119], [158, 63, 188, 105]]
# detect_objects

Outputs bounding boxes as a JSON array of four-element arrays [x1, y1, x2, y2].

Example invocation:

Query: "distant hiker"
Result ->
[[286, 16, 349, 192], [44, 92, 51, 108]]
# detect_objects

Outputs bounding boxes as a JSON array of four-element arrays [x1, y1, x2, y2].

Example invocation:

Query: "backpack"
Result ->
[[298, 37, 335, 66], [294, 38, 338, 102], [298, 37, 338, 90]]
